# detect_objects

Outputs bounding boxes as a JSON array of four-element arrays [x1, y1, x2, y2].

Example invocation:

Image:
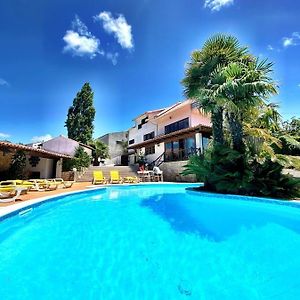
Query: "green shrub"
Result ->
[[8, 150, 26, 179], [182, 145, 300, 199], [63, 146, 91, 172]]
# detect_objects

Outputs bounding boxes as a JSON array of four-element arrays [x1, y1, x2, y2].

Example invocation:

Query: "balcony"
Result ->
[[164, 147, 201, 162]]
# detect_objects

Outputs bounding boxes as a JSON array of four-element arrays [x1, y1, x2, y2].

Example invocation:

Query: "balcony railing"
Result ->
[[164, 147, 201, 162]]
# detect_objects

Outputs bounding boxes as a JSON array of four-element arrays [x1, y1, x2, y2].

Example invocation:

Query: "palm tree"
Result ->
[[182, 34, 248, 146], [206, 57, 278, 152], [89, 140, 109, 166]]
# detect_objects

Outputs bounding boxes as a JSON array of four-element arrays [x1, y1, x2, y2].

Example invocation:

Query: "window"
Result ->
[[165, 118, 189, 134], [144, 131, 155, 141], [202, 136, 210, 150], [145, 145, 155, 155], [137, 117, 148, 130], [129, 139, 135, 145], [164, 136, 195, 161]]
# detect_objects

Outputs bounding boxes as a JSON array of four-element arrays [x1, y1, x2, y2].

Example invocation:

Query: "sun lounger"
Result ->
[[49, 178, 75, 188], [93, 171, 107, 185], [0, 186, 27, 203], [110, 171, 123, 184], [28, 179, 60, 191], [0, 180, 33, 194], [123, 176, 139, 183]]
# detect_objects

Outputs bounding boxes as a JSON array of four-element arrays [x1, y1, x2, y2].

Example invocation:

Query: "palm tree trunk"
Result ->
[[227, 112, 245, 153], [211, 108, 224, 145]]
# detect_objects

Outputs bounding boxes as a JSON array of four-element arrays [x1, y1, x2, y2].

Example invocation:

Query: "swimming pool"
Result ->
[[0, 183, 300, 299]]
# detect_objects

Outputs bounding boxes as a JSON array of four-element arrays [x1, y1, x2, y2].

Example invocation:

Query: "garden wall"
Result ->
[[160, 161, 197, 182]]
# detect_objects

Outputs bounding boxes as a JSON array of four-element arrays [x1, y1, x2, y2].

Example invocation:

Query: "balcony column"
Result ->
[[56, 158, 63, 178], [195, 132, 203, 154]]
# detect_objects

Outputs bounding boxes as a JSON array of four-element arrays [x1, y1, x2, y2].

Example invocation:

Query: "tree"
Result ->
[[8, 150, 26, 179], [182, 34, 247, 146], [282, 117, 300, 136], [65, 83, 96, 144], [182, 34, 300, 199], [207, 57, 278, 152], [89, 140, 109, 166], [62, 146, 91, 171]]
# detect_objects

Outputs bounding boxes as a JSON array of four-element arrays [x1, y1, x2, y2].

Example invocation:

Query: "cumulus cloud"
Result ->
[[94, 11, 134, 50], [282, 32, 300, 48], [204, 0, 234, 11], [63, 15, 102, 58], [0, 132, 10, 138], [31, 134, 52, 143], [0, 78, 9, 87]]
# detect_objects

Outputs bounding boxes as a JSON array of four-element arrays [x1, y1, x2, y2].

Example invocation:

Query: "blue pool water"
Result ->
[[1, 184, 300, 299]]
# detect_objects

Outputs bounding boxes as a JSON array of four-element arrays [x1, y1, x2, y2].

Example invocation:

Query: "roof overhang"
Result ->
[[127, 125, 212, 149], [0, 141, 72, 159]]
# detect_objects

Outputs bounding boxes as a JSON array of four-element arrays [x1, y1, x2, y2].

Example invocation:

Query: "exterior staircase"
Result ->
[[77, 165, 139, 182]]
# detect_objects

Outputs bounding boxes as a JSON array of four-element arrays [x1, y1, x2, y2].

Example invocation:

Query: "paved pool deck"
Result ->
[[0, 182, 93, 208]]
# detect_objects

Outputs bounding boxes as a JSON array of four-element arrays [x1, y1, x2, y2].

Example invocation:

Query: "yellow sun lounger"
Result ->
[[123, 176, 139, 184], [110, 171, 123, 184], [0, 186, 27, 203], [28, 179, 60, 191], [0, 180, 33, 194], [93, 171, 107, 185]]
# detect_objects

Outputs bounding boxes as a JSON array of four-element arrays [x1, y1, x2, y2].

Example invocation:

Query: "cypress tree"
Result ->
[[65, 83, 96, 144]]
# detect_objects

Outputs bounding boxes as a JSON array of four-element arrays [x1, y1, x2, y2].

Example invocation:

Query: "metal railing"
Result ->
[[164, 147, 202, 162]]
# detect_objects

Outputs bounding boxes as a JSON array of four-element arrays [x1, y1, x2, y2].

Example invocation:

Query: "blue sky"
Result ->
[[0, 0, 299, 143]]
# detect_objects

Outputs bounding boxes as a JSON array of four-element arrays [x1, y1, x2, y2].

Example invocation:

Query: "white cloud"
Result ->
[[282, 32, 300, 48], [267, 45, 274, 51], [106, 52, 119, 65], [0, 78, 9, 86], [63, 15, 102, 58], [204, 0, 234, 11], [94, 11, 134, 50], [31, 134, 52, 143], [0, 132, 10, 138]]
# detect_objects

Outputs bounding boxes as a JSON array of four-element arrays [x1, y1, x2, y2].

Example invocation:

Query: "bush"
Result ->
[[182, 145, 300, 199], [8, 150, 26, 179], [63, 147, 91, 172]]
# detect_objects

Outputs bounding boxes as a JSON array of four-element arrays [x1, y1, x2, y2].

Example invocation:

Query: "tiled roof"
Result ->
[[0, 141, 72, 159]]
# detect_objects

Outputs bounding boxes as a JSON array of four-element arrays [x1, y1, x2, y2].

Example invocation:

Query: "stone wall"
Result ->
[[0, 151, 13, 172], [61, 171, 75, 181], [159, 161, 197, 182]]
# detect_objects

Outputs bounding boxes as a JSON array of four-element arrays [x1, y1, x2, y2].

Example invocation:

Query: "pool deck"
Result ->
[[0, 182, 92, 208], [0, 181, 186, 218], [1, 181, 299, 219]]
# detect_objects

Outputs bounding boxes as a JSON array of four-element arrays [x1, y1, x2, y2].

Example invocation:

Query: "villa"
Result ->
[[127, 99, 212, 180]]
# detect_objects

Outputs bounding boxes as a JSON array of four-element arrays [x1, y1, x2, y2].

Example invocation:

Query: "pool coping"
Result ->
[[1, 182, 299, 221], [186, 188, 300, 209], [0, 182, 197, 220]]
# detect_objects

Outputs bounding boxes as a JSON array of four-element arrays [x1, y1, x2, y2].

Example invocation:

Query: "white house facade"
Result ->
[[127, 99, 212, 167]]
